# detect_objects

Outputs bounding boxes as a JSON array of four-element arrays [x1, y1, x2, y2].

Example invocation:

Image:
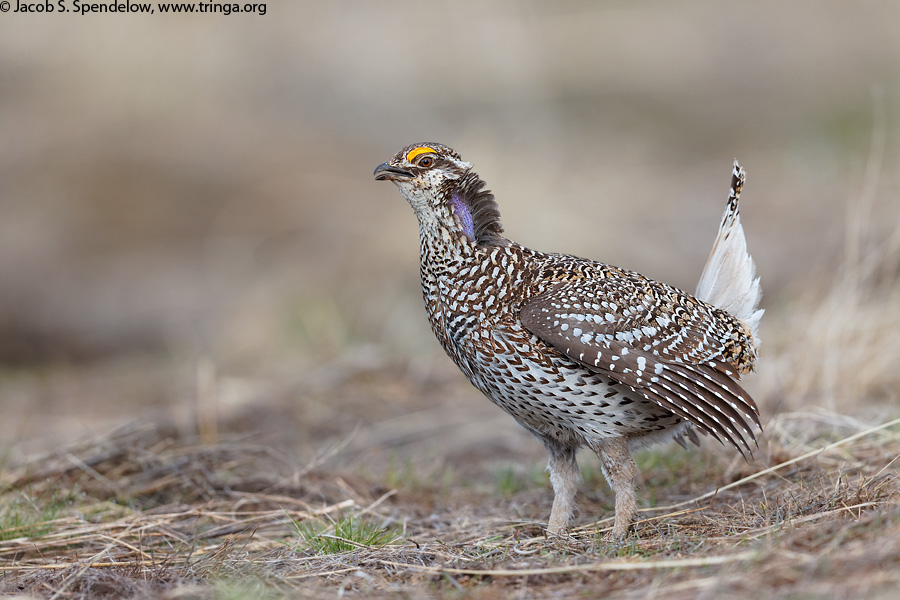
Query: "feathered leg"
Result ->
[[543, 440, 580, 536], [592, 437, 638, 539]]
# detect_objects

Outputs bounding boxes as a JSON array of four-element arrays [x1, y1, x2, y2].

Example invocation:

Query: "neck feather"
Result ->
[[445, 171, 505, 246]]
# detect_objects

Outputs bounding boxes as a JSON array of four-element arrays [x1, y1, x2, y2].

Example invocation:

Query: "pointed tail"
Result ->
[[695, 161, 763, 352]]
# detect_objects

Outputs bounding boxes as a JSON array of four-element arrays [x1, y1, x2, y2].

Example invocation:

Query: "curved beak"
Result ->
[[374, 162, 413, 181]]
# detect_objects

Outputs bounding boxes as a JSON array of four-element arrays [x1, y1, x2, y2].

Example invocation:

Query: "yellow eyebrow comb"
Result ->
[[405, 146, 437, 162]]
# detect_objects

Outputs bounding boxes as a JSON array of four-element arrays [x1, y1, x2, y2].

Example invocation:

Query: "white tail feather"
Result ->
[[696, 161, 763, 351]]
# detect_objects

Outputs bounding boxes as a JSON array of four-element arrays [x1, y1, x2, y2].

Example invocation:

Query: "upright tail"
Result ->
[[695, 161, 763, 353]]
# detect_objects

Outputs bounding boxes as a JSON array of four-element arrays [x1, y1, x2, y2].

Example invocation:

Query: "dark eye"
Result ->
[[418, 156, 434, 168]]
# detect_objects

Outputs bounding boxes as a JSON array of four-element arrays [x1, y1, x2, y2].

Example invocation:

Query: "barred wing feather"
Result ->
[[520, 276, 760, 455]]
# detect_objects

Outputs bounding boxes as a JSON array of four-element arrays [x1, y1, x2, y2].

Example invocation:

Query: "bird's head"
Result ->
[[374, 143, 504, 245]]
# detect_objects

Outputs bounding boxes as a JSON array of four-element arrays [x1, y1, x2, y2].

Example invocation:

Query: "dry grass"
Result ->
[[760, 93, 900, 415], [1, 412, 898, 599], [3, 123, 900, 599], [3, 105, 899, 600], [3, 213, 899, 598]]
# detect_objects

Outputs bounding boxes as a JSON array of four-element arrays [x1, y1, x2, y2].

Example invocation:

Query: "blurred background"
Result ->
[[1, 1, 899, 471]]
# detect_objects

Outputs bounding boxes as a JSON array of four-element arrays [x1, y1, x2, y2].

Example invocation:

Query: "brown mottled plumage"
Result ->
[[374, 143, 763, 538]]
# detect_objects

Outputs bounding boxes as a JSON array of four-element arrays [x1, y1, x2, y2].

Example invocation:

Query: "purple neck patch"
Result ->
[[450, 193, 476, 239]]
